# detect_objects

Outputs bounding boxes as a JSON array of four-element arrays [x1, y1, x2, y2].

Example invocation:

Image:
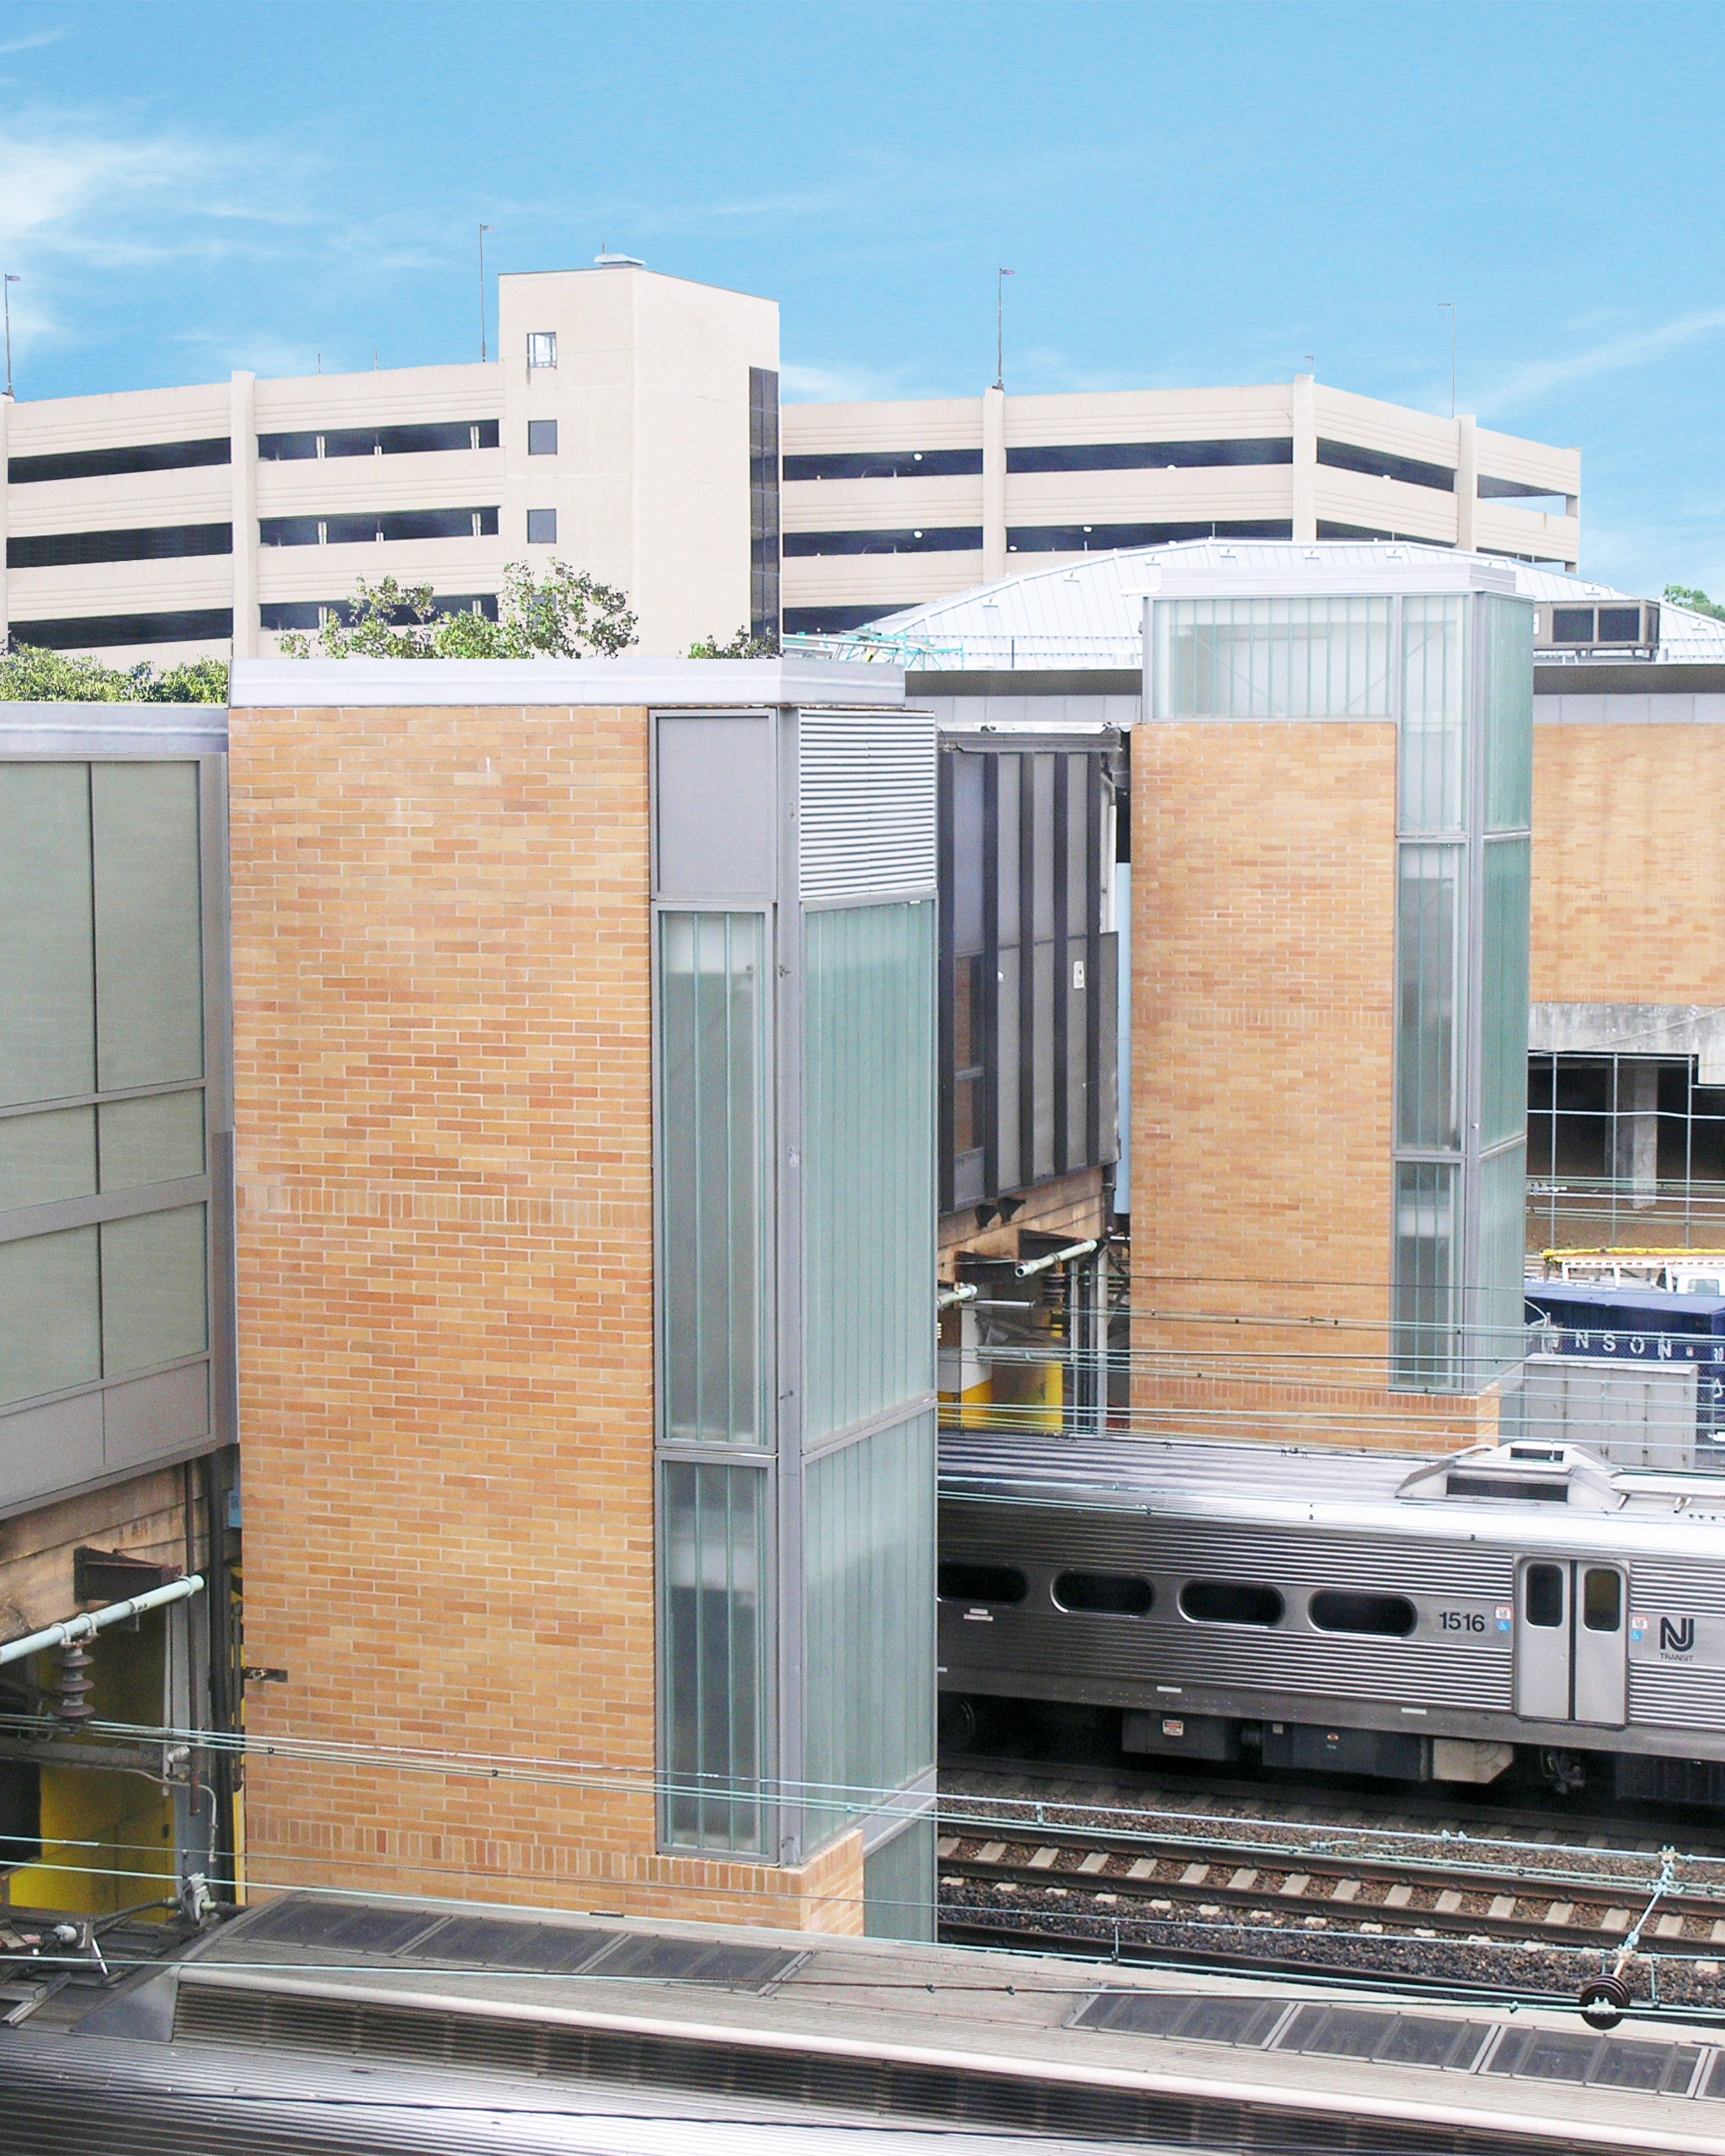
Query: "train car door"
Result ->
[[1573, 1564, 1627, 1726], [1514, 1561, 1626, 1726]]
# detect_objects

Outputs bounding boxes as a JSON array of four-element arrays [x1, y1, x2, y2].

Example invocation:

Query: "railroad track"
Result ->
[[941, 1751, 1725, 1857], [935, 1822, 1725, 1951]]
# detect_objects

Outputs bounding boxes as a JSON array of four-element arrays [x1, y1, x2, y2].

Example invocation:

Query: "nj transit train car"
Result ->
[[937, 1433, 1725, 1805]]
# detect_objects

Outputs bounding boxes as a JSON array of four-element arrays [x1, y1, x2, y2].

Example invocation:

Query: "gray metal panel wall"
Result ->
[[0, 720, 234, 1518], [939, 734, 1120, 1214]]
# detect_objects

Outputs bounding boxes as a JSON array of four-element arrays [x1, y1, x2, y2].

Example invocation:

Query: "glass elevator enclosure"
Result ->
[[652, 699, 937, 1938], [1151, 583, 1533, 1396]]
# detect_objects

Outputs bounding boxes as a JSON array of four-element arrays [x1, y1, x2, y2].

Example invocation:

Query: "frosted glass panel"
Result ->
[[1482, 838, 1531, 1149], [99, 1090, 206, 1190], [0, 765, 93, 1108], [0, 1107, 96, 1210], [804, 902, 936, 1440], [660, 1459, 770, 1854], [1400, 596, 1466, 833], [863, 1813, 936, 1941], [100, 1204, 207, 1375], [1483, 594, 1535, 832], [1154, 596, 1391, 719], [0, 1227, 100, 1406], [804, 1414, 936, 1845], [658, 914, 767, 1445], [1396, 845, 1462, 1150], [92, 763, 204, 1091], [1476, 1141, 1527, 1386], [1392, 1161, 1458, 1392]]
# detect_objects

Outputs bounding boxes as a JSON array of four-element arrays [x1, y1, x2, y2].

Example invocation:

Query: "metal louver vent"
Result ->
[[798, 708, 936, 903], [230, 1896, 624, 1976]]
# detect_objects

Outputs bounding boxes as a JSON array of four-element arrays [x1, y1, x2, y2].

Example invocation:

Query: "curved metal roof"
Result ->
[[793, 540, 1725, 671]]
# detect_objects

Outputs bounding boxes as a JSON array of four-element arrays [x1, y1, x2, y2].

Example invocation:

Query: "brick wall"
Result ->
[[1129, 719, 1499, 1453], [1533, 724, 1725, 1004], [227, 698, 862, 1933]]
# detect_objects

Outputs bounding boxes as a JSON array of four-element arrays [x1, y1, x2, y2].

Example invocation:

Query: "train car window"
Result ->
[[937, 1562, 1028, 1606], [1308, 1590, 1418, 1637], [1054, 1571, 1154, 1616], [1179, 1581, 1284, 1627], [1583, 1567, 1622, 1633], [1525, 1562, 1565, 1628]]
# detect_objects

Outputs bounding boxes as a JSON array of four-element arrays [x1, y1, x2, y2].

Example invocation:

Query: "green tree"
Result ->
[[686, 627, 779, 658], [279, 560, 637, 659], [0, 643, 227, 702], [1664, 584, 1725, 622]]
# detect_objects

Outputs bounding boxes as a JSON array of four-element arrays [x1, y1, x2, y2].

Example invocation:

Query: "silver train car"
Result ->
[[937, 1433, 1725, 1804]]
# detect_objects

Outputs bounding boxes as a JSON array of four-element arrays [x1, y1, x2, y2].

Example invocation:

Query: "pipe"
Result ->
[[1013, 1236, 1102, 1280], [0, 1575, 205, 1669], [937, 1282, 979, 1310]]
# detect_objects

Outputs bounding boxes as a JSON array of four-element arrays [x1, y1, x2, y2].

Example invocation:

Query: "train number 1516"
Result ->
[[1439, 1610, 1486, 1633]]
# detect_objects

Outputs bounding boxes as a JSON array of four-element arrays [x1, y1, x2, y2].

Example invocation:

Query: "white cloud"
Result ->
[[1481, 308, 1725, 414], [0, 110, 317, 271], [0, 109, 323, 362], [781, 359, 922, 403], [0, 28, 62, 56]]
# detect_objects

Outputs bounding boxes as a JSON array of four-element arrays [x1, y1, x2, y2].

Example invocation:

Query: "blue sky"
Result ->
[[3, 0, 1722, 597]]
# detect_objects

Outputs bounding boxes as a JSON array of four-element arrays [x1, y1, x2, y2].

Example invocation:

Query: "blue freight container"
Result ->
[[1525, 1280, 1725, 1439]]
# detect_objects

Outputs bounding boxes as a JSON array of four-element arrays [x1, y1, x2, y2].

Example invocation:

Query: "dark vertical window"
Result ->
[[952, 953, 984, 1157], [527, 419, 558, 456], [1583, 1568, 1621, 1633], [749, 367, 781, 645], [1525, 1563, 1565, 1628]]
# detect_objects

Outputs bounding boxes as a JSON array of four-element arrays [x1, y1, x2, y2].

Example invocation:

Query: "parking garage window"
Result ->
[[782, 528, 982, 557], [783, 448, 982, 480], [1054, 1572, 1154, 1616], [1179, 1581, 1284, 1626], [259, 508, 499, 546], [937, 1562, 1028, 1605], [1309, 1589, 1417, 1637], [1007, 438, 1293, 473]]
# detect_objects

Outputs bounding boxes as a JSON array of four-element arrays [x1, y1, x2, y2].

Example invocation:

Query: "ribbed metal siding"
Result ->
[[1631, 1666, 1725, 1733], [798, 709, 937, 902], [1627, 1562, 1725, 1616], [943, 1502, 1518, 1598], [941, 1610, 1510, 1710], [938, 1503, 1514, 1710]]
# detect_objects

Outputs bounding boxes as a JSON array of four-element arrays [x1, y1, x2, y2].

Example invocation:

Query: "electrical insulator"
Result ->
[[56, 1641, 95, 1725]]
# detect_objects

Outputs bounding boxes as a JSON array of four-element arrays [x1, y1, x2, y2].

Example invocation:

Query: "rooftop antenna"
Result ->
[[1439, 302, 1455, 419], [478, 225, 494, 361], [995, 268, 1014, 392], [3, 275, 18, 400]]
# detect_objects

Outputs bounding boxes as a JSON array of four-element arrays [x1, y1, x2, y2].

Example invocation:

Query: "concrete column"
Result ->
[[0, 392, 9, 653], [229, 371, 258, 659], [1610, 1060, 1662, 1209], [981, 387, 1007, 582], [1290, 374, 1316, 542], [1455, 414, 1477, 552]]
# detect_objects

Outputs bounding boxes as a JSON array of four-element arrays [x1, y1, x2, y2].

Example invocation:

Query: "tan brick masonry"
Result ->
[[1130, 719, 1500, 1454], [227, 698, 862, 1933]]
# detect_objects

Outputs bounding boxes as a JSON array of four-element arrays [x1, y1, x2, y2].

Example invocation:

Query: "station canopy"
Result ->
[[786, 537, 1725, 672]]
